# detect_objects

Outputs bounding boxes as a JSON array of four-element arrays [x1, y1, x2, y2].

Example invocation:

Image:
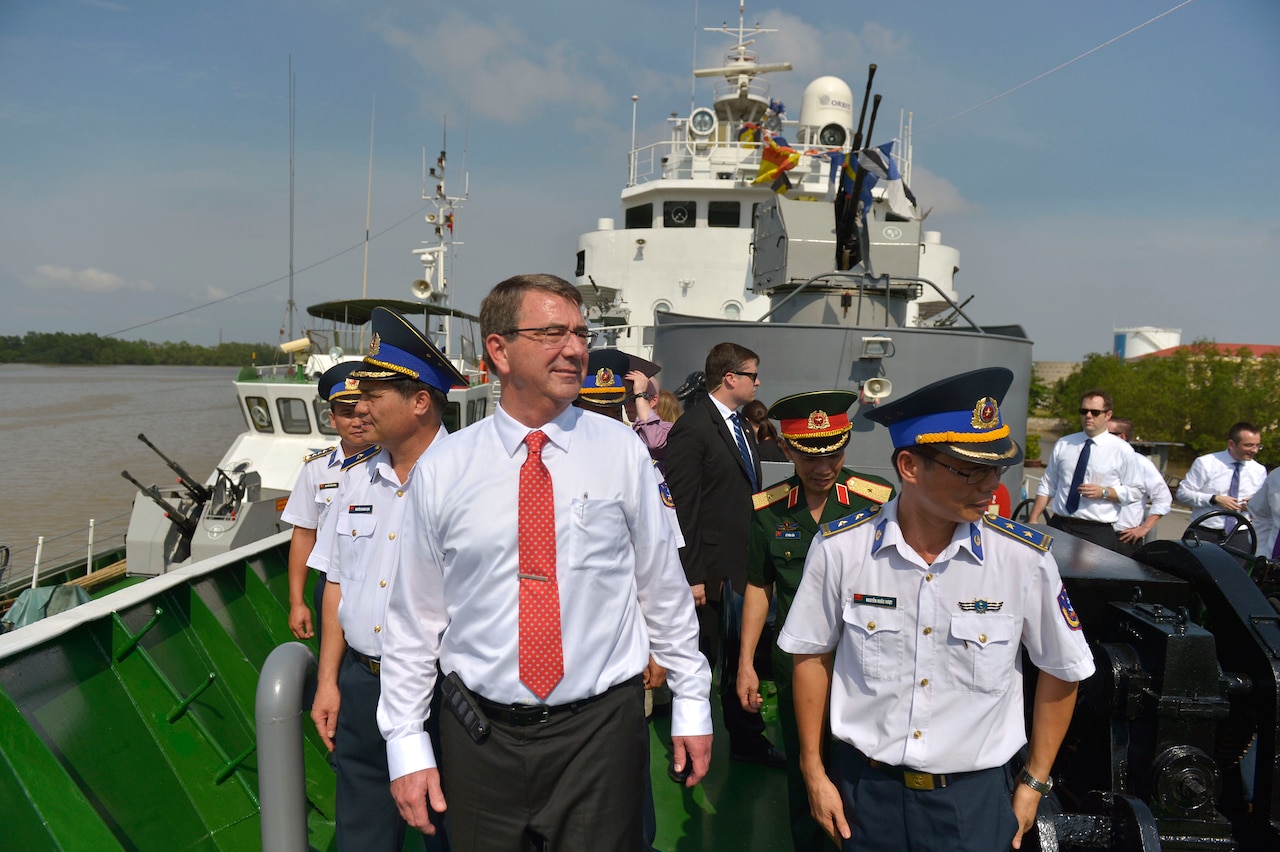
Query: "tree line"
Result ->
[[0, 331, 275, 367], [1044, 341, 1280, 468]]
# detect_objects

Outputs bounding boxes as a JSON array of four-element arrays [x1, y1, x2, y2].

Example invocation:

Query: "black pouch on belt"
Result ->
[[440, 671, 491, 744]]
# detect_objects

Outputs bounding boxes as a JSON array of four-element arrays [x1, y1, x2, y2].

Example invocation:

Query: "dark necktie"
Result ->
[[1063, 438, 1093, 515], [1224, 461, 1243, 536], [730, 412, 758, 491], [518, 430, 563, 701]]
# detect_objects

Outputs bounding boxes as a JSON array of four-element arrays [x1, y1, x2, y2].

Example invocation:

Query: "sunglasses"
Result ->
[[1078, 408, 1108, 417]]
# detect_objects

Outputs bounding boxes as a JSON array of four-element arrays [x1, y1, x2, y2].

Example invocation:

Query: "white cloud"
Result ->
[[373, 12, 612, 123], [27, 265, 146, 293]]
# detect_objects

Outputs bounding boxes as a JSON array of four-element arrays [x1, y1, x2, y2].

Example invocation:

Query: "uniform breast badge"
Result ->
[[959, 599, 1003, 613]]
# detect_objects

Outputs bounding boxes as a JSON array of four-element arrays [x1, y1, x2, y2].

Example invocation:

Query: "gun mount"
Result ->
[[1031, 527, 1280, 851]]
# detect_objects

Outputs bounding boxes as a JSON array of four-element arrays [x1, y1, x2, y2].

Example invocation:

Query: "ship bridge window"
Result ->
[[625, 203, 653, 229], [277, 397, 312, 435], [575, 250, 586, 277], [442, 401, 462, 434], [315, 398, 339, 436], [663, 201, 696, 228], [708, 201, 740, 228], [246, 396, 274, 433]]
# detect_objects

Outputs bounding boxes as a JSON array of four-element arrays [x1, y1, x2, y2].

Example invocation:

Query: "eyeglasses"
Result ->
[[501, 326, 598, 348], [729, 370, 759, 382], [923, 452, 1002, 485], [1078, 408, 1109, 417]]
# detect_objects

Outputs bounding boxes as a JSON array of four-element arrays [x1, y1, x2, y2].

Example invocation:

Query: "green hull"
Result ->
[[0, 531, 793, 851]]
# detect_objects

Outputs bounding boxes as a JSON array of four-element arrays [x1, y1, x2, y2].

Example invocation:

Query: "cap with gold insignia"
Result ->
[[864, 367, 1022, 466], [351, 306, 468, 393], [318, 361, 364, 404], [768, 390, 858, 456], [578, 348, 630, 407]]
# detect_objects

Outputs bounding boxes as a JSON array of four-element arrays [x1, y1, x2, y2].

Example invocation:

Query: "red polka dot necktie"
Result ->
[[518, 430, 563, 701]]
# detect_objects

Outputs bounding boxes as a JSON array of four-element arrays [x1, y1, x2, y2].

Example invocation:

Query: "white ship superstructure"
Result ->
[[576, 5, 961, 356]]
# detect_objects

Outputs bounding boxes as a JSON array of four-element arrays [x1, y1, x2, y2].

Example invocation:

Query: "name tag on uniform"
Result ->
[[319, 482, 340, 490], [348, 505, 373, 514], [774, 530, 801, 539], [853, 593, 897, 608]]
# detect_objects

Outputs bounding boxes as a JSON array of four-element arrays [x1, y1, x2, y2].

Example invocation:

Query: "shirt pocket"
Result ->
[[335, 514, 378, 582], [946, 613, 1018, 694], [567, 497, 630, 579], [841, 603, 906, 681]]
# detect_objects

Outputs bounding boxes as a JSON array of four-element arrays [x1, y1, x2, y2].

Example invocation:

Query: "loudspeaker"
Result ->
[[861, 377, 892, 402]]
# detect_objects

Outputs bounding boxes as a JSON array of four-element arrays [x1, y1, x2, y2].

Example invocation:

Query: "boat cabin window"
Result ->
[[246, 396, 274, 433], [442, 401, 462, 434], [466, 398, 488, 425], [708, 201, 740, 228], [277, 398, 312, 435], [624, 203, 653, 229], [315, 398, 339, 436], [663, 201, 696, 228]]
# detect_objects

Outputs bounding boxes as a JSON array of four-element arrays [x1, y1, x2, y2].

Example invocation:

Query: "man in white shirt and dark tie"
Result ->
[[1177, 421, 1266, 548], [1029, 389, 1136, 551]]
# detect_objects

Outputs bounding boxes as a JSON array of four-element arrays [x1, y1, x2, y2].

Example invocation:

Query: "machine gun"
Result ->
[[136, 433, 213, 504], [119, 469, 198, 539]]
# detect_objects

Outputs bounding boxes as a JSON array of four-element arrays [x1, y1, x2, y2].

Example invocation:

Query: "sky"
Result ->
[[2, 0, 1277, 362]]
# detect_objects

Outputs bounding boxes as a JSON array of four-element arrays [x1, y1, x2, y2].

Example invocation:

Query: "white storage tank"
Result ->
[[1114, 327, 1181, 360]]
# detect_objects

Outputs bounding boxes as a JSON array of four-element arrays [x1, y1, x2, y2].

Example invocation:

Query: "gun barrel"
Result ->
[[136, 433, 213, 503], [120, 470, 198, 536]]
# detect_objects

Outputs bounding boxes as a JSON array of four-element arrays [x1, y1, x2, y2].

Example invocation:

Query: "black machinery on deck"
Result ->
[[1031, 515, 1280, 850]]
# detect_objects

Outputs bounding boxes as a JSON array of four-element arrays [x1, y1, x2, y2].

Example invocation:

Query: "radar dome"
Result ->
[[798, 76, 854, 147]]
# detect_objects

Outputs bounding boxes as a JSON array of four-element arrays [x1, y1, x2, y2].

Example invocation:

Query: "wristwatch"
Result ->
[[1018, 766, 1053, 795]]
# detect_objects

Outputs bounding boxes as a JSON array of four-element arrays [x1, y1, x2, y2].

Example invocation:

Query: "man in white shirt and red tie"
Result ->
[[1029, 389, 1137, 552], [378, 274, 712, 852], [1177, 421, 1266, 547]]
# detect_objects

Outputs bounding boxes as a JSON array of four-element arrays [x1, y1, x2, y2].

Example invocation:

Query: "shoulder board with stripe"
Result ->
[[340, 444, 381, 471], [753, 481, 793, 511], [982, 515, 1053, 552], [820, 504, 882, 537], [303, 446, 337, 463], [845, 474, 893, 504]]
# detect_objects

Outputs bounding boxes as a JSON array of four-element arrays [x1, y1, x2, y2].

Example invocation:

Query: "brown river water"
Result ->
[[0, 364, 248, 574]]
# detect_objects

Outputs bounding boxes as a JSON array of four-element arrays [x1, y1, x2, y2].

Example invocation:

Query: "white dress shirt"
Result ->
[[282, 444, 377, 577], [711, 394, 753, 467], [378, 403, 712, 780], [1176, 449, 1267, 529], [1250, 467, 1280, 558], [308, 430, 443, 657], [1115, 452, 1173, 532], [1037, 431, 1137, 523], [778, 501, 1095, 774]]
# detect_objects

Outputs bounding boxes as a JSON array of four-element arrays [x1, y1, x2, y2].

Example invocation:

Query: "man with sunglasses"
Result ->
[[780, 368, 1095, 851], [1176, 421, 1266, 548], [1028, 389, 1137, 551], [666, 341, 786, 768]]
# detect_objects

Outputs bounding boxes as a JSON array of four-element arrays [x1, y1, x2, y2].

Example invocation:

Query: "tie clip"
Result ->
[[518, 573, 550, 582]]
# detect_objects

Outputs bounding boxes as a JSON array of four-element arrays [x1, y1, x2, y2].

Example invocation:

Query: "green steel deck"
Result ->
[[0, 535, 793, 850]]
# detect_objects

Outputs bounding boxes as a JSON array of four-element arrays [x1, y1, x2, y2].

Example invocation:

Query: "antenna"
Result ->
[[287, 57, 296, 339]]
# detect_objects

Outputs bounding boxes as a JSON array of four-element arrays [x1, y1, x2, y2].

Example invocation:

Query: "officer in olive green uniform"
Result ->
[[737, 391, 894, 851]]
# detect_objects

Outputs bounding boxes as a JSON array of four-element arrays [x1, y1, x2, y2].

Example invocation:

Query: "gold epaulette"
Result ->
[[982, 515, 1053, 552], [846, 474, 893, 504], [753, 481, 793, 511], [820, 504, 882, 537], [303, 446, 337, 463]]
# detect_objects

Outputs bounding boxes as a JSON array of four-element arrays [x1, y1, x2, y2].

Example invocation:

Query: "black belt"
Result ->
[[475, 674, 641, 727], [348, 649, 380, 676], [1053, 516, 1113, 528], [862, 752, 986, 791]]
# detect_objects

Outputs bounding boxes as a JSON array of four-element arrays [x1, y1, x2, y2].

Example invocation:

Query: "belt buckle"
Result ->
[[903, 771, 934, 791]]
